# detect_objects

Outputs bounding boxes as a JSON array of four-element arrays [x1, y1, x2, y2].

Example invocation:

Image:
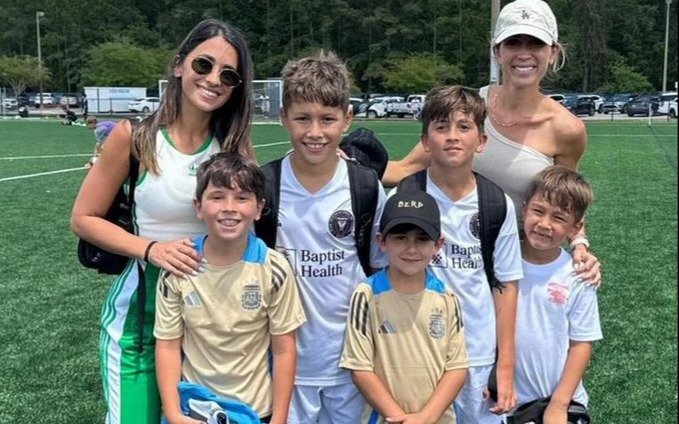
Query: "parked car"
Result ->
[[601, 93, 633, 114], [626, 93, 660, 117], [34, 92, 55, 106], [656, 92, 677, 115], [355, 96, 404, 118], [128, 97, 160, 113], [349, 97, 367, 115], [2, 98, 18, 110], [668, 99, 677, 119], [548, 93, 566, 104], [563, 96, 595, 116], [59, 93, 81, 108], [582, 94, 604, 113]]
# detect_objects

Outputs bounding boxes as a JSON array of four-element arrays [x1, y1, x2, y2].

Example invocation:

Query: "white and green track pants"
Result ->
[[99, 261, 161, 424]]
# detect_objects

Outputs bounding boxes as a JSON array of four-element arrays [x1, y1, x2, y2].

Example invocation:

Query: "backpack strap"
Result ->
[[474, 172, 507, 292], [347, 160, 380, 277], [125, 118, 144, 352], [397, 169, 428, 192], [254, 158, 283, 249]]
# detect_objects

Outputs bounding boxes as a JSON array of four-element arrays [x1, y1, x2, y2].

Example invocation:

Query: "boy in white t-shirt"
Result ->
[[400, 85, 524, 424], [508, 166, 601, 424], [256, 51, 389, 424]]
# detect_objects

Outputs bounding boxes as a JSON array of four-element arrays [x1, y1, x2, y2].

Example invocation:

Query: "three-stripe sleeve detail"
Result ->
[[350, 291, 370, 337]]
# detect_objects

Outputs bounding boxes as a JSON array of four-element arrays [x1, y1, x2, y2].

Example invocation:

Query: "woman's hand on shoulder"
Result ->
[[147, 238, 204, 277], [571, 245, 601, 287]]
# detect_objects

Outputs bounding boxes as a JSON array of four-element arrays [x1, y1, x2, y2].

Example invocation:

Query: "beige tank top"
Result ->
[[473, 86, 554, 226]]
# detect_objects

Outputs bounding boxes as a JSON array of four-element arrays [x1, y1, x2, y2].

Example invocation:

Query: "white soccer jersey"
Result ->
[[133, 129, 220, 241], [514, 249, 602, 408], [276, 156, 389, 385], [423, 172, 523, 366]]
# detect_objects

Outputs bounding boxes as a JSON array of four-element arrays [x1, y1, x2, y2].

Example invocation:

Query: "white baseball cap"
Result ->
[[493, 0, 558, 46]]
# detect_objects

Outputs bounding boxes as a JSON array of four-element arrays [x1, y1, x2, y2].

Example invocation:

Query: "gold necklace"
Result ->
[[488, 91, 522, 127]]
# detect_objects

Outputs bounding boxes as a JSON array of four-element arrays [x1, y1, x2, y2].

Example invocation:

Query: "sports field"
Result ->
[[0, 118, 676, 423]]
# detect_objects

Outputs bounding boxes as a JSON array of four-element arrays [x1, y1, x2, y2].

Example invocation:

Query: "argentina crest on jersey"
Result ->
[[328, 209, 354, 238], [241, 283, 262, 310], [428, 308, 446, 339]]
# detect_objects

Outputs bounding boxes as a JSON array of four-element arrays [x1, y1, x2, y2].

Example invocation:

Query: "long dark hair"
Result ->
[[133, 19, 254, 174]]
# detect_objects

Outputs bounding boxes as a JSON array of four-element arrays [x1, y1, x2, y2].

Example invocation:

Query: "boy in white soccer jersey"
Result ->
[[340, 189, 469, 424], [154, 153, 306, 424], [406, 85, 524, 423], [267, 51, 389, 424], [507, 166, 601, 424]]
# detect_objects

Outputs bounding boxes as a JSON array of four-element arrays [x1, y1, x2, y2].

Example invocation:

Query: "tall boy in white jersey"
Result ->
[[272, 51, 388, 423], [508, 166, 601, 424], [403, 86, 523, 424]]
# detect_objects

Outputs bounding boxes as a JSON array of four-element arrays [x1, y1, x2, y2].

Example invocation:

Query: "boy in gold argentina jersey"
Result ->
[[341, 189, 469, 423]]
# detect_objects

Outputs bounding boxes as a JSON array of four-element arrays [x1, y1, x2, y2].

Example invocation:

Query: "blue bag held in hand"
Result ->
[[161, 381, 261, 424]]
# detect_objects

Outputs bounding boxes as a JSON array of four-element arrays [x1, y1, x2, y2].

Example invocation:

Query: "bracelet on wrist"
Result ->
[[569, 236, 590, 251], [143, 241, 158, 262]]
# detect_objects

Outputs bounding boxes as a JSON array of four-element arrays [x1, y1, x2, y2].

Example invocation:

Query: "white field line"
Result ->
[[0, 166, 84, 182], [0, 140, 288, 183], [0, 153, 91, 160]]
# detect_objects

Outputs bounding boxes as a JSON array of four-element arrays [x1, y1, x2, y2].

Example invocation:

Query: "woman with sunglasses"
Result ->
[[383, 0, 600, 285], [71, 19, 254, 424]]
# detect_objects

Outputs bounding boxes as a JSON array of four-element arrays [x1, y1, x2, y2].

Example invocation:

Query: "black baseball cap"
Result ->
[[380, 190, 441, 240]]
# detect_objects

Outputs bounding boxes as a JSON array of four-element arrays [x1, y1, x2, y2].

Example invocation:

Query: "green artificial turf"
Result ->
[[0, 117, 676, 423]]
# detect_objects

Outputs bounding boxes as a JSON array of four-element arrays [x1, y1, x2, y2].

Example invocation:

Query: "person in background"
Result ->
[[84, 116, 117, 169]]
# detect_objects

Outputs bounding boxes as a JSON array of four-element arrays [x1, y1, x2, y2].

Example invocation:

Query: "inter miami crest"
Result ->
[[429, 309, 445, 339], [469, 212, 481, 240], [241, 284, 262, 310], [328, 210, 354, 238]]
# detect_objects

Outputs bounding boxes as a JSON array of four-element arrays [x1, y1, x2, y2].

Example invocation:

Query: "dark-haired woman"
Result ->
[[71, 19, 254, 424]]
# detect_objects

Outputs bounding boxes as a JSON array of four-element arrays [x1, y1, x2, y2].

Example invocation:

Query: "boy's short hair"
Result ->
[[195, 152, 266, 202], [281, 50, 351, 111], [420, 85, 486, 135], [525, 165, 594, 222], [380, 190, 441, 240], [86, 116, 97, 127]]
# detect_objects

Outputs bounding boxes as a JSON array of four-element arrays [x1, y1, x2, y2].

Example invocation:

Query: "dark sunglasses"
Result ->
[[191, 56, 242, 87]]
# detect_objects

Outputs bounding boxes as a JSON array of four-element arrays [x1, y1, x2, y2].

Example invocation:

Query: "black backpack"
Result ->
[[397, 169, 507, 292], [254, 158, 380, 277]]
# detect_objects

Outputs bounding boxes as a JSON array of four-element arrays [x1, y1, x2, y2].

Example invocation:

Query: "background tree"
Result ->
[[0, 55, 50, 98], [382, 53, 464, 93], [0, 0, 675, 94], [80, 40, 169, 87]]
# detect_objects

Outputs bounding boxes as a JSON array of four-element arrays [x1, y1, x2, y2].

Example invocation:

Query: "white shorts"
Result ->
[[453, 365, 505, 424], [288, 383, 365, 424]]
